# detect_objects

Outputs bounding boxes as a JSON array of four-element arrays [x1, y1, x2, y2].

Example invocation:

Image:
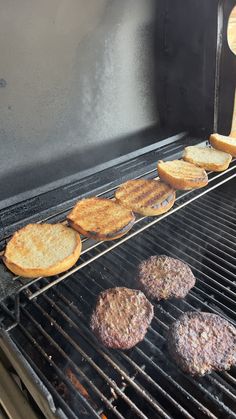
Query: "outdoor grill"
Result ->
[[0, 1, 236, 418]]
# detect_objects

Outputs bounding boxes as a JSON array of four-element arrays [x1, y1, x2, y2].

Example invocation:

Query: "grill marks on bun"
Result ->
[[157, 160, 208, 190], [115, 179, 176, 216], [67, 197, 135, 241]]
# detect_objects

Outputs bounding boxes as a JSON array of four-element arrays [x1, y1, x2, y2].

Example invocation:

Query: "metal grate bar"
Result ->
[[31, 298, 175, 419], [223, 372, 236, 386], [107, 252, 235, 330], [26, 169, 236, 300], [39, 288, 217, 419], [95, 240, 236, 319], [160, 301, 236, 390], [176, 211, 236, 261], [192, 194, 236, 222], [126, 250, 236, 322], [164, 213, 236, 266], [83, 239, 236, 414], [50, 272, 224, 417], [138, 235, 236, 323], [161, 218, 236, 287], [48, 291, 184, 416], [187, 206, 236, 243], [74, 275, 233, 417], [19, 308, 126, 419], [24, 299, 154, 419], [178, 208, 235, 248], [200, 194, 236, 218], [0, 301, 98, 419], [152, 302, 236, 403], [190, 201, 236, 234], [94, 254, 236, 370], [211, 187, 236, 203], [143, 232, 236, 295], [16, 324, 101, 419]]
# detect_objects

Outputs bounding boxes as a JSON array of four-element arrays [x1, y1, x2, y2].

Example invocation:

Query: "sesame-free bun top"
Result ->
[[4, 223, 82, 278], [157, 160, 208, 190], [67, 197, 135, 241]]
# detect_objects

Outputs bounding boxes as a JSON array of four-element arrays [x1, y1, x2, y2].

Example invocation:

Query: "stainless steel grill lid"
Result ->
[[0, 0, 235, 205]]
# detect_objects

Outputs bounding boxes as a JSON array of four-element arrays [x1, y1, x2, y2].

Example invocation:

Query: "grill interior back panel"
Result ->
[[0, 0, 235, 206], [1, 178, 235, 419]]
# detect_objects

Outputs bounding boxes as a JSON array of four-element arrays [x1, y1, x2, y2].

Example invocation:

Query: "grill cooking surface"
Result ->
[[0, 176, 235, 419]]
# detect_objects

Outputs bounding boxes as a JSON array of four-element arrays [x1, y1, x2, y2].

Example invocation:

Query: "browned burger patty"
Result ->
[[167, 312, 236, 375], [137, 255, 195, 300], [90, 287, 154, 349]]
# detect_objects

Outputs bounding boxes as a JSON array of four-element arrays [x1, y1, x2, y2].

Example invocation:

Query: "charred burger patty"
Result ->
[[167, 311, 236, 375], [137, 255, 196, 301], [90, 287, 154, 350]]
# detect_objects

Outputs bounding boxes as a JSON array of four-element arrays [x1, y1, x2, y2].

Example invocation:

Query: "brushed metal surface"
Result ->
[[0, 0, 234, 202], [0, 0, 158, 193]]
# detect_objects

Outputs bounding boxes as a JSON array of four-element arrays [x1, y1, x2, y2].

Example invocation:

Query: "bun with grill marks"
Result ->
[[67, 197, 135, 241], [157, 160, 208, 190], [115, 179, 175, 216]]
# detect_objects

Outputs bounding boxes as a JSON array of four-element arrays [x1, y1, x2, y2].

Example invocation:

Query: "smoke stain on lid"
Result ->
[[0, 79, 7, 87]]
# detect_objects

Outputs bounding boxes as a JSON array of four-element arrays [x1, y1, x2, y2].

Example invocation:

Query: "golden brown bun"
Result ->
[[183, 146, 232, 171], [210, 133, 236, 157], [3, 223, 82, 278], [115, 179, 176, 216], [157, 160, 208, 190], [67, 197, 135, 241]]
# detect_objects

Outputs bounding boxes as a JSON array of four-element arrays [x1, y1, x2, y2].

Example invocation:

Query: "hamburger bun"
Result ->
[[67, 197, 135, 241], [115, 179, 175, 216], [4, 223, 82, 278]]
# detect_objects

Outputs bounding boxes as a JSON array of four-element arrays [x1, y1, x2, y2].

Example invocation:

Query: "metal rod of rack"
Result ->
[[27, 168, 236, 300]]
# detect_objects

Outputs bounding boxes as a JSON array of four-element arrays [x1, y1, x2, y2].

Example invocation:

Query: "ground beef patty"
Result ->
[[167, 312, 236, 375], [90, 287, 154, 350], [136, 255, 195, 301]]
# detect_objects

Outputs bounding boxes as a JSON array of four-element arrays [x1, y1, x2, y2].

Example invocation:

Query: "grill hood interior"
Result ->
[[0, 0, 235, 207]]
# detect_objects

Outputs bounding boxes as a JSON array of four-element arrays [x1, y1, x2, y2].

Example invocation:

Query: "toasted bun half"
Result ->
[[67, 197, 135, 241], [3, 223, 82, 278], [115, 179, 176, 216], [210, 133, 236, 157], [157, 160, 208, 190], [183, 146, 232, 171]]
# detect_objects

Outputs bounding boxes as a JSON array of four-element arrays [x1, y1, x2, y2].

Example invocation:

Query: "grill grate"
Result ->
[[0, 177, 235, 418]]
